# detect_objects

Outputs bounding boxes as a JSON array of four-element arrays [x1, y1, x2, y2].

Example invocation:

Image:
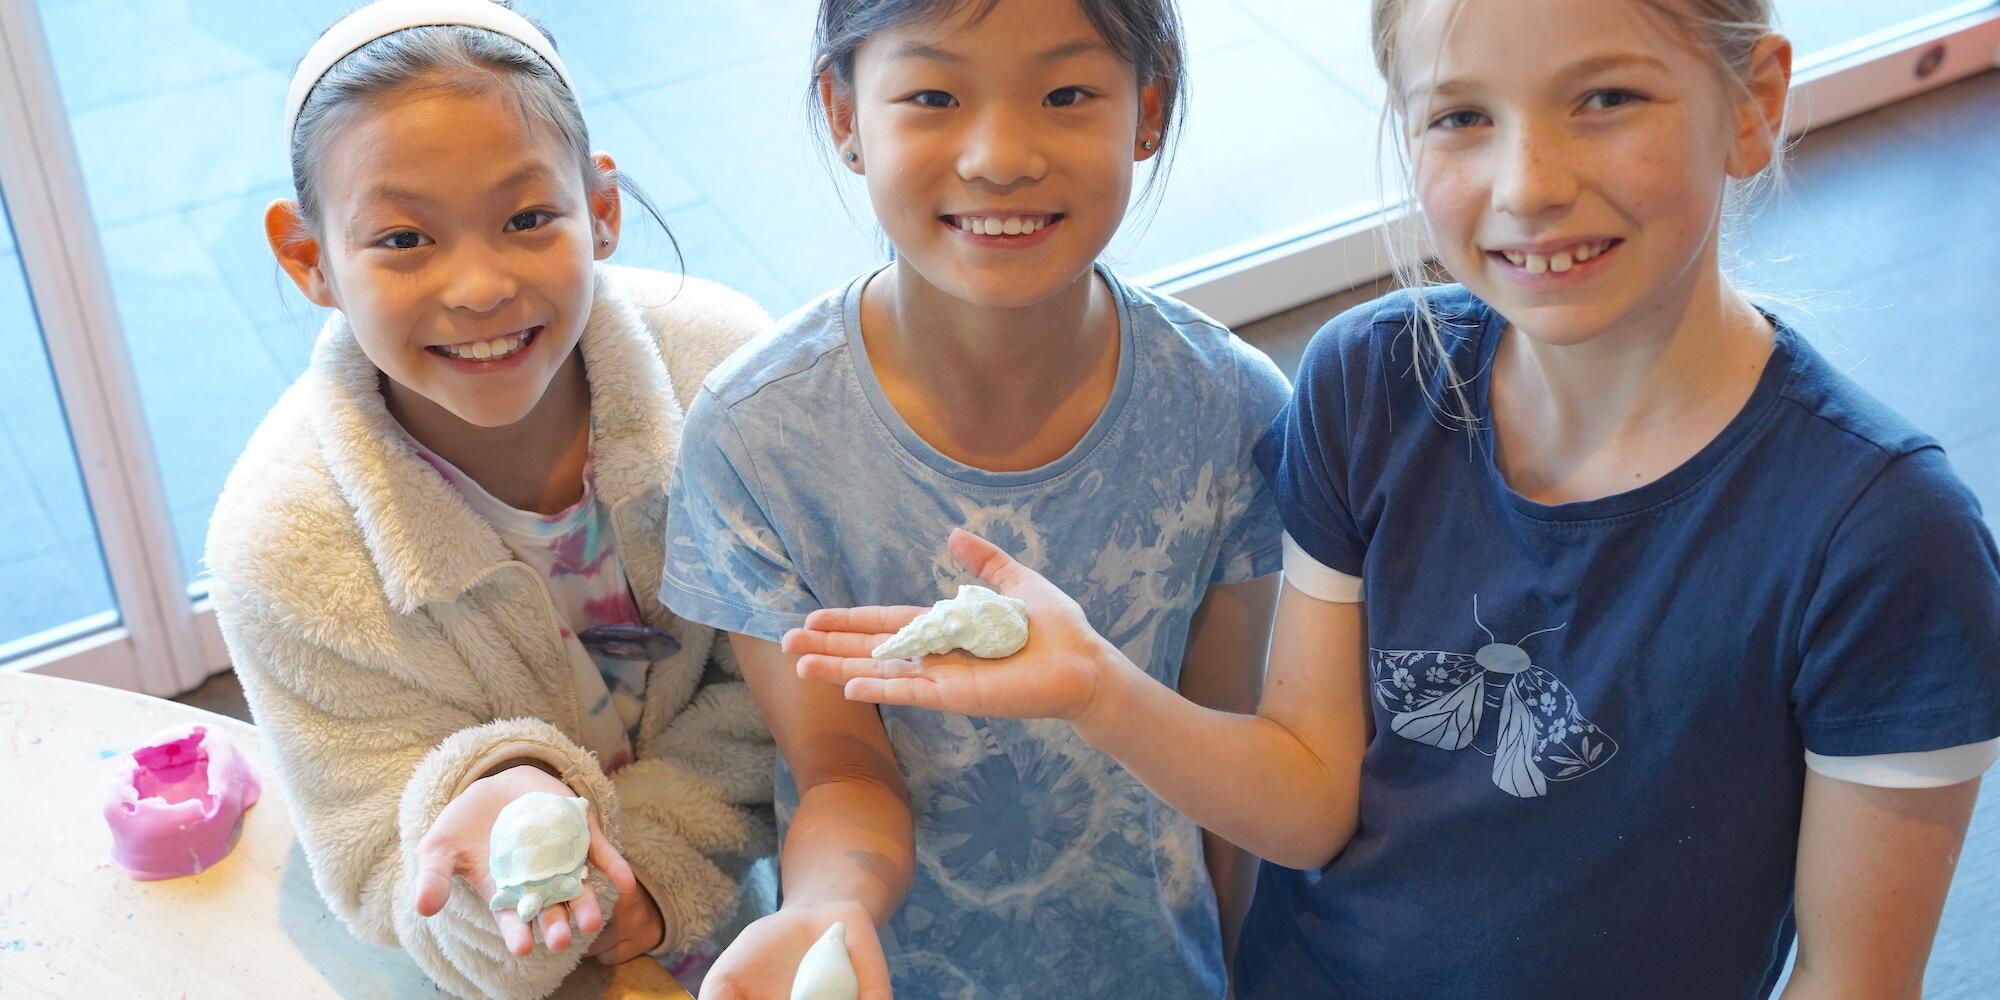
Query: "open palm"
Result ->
[[786, 530, 1119, 722]]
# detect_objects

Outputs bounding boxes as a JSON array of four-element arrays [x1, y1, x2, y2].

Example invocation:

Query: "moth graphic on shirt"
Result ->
[[1370, 600, 1616, 798]]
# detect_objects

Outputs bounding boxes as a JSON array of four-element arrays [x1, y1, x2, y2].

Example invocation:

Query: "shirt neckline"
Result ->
[[402, 428, 598, 534], [840, 262, 1138, 489], [1464, 297, 1801, 523]]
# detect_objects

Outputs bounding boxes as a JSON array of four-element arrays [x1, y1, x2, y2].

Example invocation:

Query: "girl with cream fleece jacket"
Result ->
[[204, 5, 775, 998]]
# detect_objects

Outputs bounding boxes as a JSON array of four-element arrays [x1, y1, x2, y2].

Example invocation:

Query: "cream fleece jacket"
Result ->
[[205, 265, 777, 1000]]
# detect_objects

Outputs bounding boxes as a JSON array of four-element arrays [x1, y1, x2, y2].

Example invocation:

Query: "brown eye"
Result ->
[[508, 211, 550, 232], [382, 230, 431, 250]]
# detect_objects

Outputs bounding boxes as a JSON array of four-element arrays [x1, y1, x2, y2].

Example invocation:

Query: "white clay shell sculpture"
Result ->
[[872, 584, 1030, 661], [487, 792, 591, 923], [790, 921, 860, 1000]]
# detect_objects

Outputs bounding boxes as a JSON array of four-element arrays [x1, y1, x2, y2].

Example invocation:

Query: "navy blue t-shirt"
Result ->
[[1237, 287, 2000, 999]]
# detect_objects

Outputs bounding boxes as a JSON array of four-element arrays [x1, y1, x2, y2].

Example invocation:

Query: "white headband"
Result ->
[[282, 0, 577, 144]]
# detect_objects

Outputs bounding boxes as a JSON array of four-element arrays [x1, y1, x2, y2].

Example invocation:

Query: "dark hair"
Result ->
[[288, 3, 678, 271], [805, 0, 1189, 202]]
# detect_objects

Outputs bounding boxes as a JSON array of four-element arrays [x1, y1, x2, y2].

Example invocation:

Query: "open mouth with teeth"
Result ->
[[1491, 239, 1623, 275], [428, 325, 542, 362], [942, 213, 1063, 237]]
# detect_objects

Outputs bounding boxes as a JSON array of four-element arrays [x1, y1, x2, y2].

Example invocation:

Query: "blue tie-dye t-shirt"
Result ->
[[660, 265, 1290, 999]]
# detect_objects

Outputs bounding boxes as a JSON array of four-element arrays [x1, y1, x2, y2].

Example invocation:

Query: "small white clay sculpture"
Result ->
[[487, 792, 591, 923], [790, 921, 860, 1000], [872, 584, 1029, 660]]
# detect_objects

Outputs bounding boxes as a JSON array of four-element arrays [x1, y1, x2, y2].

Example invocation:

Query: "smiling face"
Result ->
[[832, 0, 1163, 309], [288, 79, 615, 427], [1393, 0, 1780, 347]]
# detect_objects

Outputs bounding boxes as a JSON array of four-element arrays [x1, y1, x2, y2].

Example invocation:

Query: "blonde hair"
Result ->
[[1367, 0, 1787, 427]]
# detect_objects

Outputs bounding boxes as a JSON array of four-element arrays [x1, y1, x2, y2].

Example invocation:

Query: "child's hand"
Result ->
[[787, 529, 1131, 725], [698, 901, 891, 1000], [413, 763, 642, 958], [583, 872, 665, 966]]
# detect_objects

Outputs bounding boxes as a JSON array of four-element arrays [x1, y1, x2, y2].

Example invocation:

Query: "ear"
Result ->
[[1726, 34, 1793, 179], [819, 67, 864, 174], [589, 151, 624, 261], [264, 198, 338, 309], [1134, 79, 1168, 162]]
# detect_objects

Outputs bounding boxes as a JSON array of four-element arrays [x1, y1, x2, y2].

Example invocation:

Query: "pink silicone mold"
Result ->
[[103, 724, 262, 880]]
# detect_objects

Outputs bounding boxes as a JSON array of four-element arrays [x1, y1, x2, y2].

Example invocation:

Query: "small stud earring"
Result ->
[[845, 151, 858, 163], [1142, 139, 1155, 151], [600, 238, 610, 247]]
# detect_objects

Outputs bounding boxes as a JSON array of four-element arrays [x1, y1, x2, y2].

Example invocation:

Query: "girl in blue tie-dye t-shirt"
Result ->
[[658, 1, 1289, 997]]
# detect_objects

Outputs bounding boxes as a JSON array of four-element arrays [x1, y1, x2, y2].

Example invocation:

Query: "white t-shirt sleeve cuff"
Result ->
[[1281, 532, 1364, 604], [1803, 738, 1999, 788]]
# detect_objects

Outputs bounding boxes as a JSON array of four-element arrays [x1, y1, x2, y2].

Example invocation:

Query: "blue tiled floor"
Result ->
[[1, 0, 1988, 643]]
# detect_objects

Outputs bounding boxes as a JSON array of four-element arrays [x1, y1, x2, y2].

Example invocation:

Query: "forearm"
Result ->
[[1778, 966, 1920, 1000], [1176, 577, 1277, 973], [1076, 662, 1360, 869], [779, 774, 915, 927]]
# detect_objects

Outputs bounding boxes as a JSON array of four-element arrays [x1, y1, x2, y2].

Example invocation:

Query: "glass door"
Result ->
[[0, 187, 118, 662]]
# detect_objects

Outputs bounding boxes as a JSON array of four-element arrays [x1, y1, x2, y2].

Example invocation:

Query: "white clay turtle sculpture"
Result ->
[[487, 792, 591, 923], [872, 584, 1030, 660]]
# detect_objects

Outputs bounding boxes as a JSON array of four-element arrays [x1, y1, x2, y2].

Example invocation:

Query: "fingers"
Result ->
[[413, 850, 458, 918], [845, 676, 948, 710], [444, 845, 536, 957], [796, 653, 928, 684], [948, 528, 1022, 586], [585, 810, 639, 899], [540, 902, 573, 953], [949, 528, 1070, 606], [571, 882, 604, 937], [782, 627, 901, 659], [581, 810, 642, 962], [592, 926, 650, 967], [800, 605, 925, 635], [494, 907, 535, 958], [848, 921, 896, 1000]]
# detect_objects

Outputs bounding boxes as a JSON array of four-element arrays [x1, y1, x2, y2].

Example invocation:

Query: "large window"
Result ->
[[4, 0, 1998, 689], [0, 187, 116, 660], [1785, 0, 1997, 58]]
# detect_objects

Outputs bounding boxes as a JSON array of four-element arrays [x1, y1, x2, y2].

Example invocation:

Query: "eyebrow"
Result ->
[[1032, 39, 1113, 63], [891, 41, 966, 65], [890, 37, 1111, 66], [1556, 52, 1670, 82], [359, 164, 556, 208], [355, 186, 430, 215], [494, 163, 558, 192], [1402, 52, 1670, 106]]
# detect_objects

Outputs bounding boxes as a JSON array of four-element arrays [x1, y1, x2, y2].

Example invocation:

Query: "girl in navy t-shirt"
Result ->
[[788, 0, 2000, 996]]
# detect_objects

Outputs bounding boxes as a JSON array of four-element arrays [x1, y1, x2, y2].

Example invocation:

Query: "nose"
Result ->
[[1489, 120, 1578, 224], [956, 104, 1048, 189], [439, 242, 517, 317]]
